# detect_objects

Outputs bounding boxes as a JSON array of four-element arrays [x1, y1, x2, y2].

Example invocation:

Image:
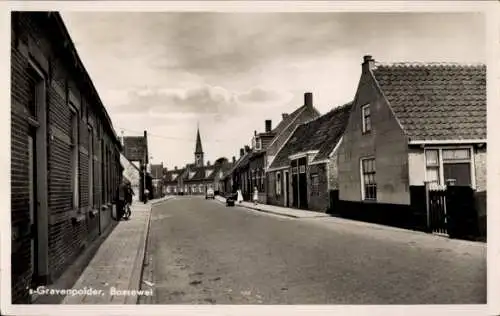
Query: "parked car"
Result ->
[[226, 193, 236, 207], [205, 188, 215, 199]]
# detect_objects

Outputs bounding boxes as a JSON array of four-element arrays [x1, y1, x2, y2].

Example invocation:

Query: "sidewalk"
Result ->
[[58, 197, 171, 304], [215, 195, 329, 218], [214, 196, 486, 244]]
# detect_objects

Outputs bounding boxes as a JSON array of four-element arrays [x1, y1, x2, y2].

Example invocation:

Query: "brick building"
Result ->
[[337, 55, 486, 237], [223, 92, 321, 201], [11, 12, 122, 303], [267, 102, 352, 212]]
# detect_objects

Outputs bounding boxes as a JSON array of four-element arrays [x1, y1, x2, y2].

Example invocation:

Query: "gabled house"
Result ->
[[337, 55, 486, 237], [183, 161, 218, 195], [227, 92, 321, 202], [265, 92, 321, 170], [267, 102, 352, 212], [163, 166, 185, 195]]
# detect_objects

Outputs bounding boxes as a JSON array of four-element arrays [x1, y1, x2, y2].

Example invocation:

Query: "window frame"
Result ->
[[311, 173, 319, 196], [276, 172, 282, 196], [69, 103, 80, 210], [360, 157, 376, 201], [255, 137, 262, 150], [361, 104, 371, 134], [424, 146, 475, 188]]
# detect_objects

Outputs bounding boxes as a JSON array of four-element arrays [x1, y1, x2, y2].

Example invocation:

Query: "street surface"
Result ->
[[143, 196, 486, 304]]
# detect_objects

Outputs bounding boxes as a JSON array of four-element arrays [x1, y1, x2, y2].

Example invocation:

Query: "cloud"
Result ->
[[237, 86, 293, 104], [112, 85, 294, 120]]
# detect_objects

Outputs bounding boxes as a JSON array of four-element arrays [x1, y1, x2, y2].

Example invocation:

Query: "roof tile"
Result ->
[[372, 63, 486, 141]]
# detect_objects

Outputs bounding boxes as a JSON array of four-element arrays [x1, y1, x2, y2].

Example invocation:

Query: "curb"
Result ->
[[124, 204, 152, 304], [131, 197, 172, 304], [236, 204, 300, 218]]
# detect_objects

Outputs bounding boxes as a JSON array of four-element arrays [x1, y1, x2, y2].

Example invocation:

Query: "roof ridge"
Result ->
[[374, 61, 485, 68]]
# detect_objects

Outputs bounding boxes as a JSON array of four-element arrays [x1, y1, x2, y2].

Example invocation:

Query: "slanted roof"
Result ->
[[372, 62, 486, 141], [271, 106, 305, 136], [270, 102, 352, 169], [313, 102, 353, 162], [163, 168, 184, 183], [222, 153, 249, 179]]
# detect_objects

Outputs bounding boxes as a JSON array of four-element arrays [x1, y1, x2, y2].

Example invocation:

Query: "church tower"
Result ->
[[194, 124, 204, 167]]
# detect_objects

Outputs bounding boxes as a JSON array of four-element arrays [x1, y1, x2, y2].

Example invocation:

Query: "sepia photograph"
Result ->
[[2, 1, 499, 315]]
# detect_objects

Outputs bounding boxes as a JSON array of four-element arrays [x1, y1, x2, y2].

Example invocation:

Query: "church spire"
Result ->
[[194, 123, 204, 167]]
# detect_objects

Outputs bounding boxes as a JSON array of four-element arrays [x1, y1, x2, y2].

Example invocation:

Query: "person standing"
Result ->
[[253, 186, 259, 205], [236, 188, 243, 204], [116, 179, 127, 220]]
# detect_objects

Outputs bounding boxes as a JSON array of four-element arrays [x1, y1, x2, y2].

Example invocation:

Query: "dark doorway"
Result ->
[[298, 157, 308, 209], [284, 171, 290, 207], [291, 161, 299, 208]]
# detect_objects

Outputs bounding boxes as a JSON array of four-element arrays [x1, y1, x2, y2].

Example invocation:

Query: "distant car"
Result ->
[[226, 193, 236, 207], [205, 188, 215, 199]]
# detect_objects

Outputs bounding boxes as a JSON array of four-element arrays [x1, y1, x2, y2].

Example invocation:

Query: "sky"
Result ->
[[60, 11, 486, 169]]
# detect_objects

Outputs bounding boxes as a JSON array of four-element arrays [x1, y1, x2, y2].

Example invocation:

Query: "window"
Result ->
[[311, 174, 319, 196], [27, 66, 43, 120], [425, 149, 440, 184], [166, 186, 171, 193], [425, 148, 472, 187], [88, 125, 94, 208], [255, 137, 262, 150], [276, 172, 282, 196], [299, 165, 306, 174], [361, 104, 371, 134], [70, 105, 79, 210], [361, 158, 376, 200], [199, 184, 204, 192]]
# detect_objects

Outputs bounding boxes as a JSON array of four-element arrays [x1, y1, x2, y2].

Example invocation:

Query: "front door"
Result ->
[[298, 158, 308, 209], [28, 128, 39, 285], [284, 171, 290, 207], [291, 160, 299, 208]]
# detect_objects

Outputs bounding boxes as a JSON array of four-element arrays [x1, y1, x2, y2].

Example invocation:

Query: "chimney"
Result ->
[[232, 156, 236, 163], [240, 148, 245, 157], [254, 130, 257, 136], [174, 166, 178, 170], [207, 161, 211, 166], [304, 92, 313, 108], [362, 55, 375, 72], [244, 145, 250, 153], [265, 120, 272, 133], [282, 113, 289, 120]]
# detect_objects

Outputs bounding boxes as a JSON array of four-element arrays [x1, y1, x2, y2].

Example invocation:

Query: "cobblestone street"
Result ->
[[142, 196, 486, 305]]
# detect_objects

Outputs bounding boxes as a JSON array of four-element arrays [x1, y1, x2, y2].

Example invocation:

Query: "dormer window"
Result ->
[[361, 104, 371, 134], [255, 137, 262, 150]]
